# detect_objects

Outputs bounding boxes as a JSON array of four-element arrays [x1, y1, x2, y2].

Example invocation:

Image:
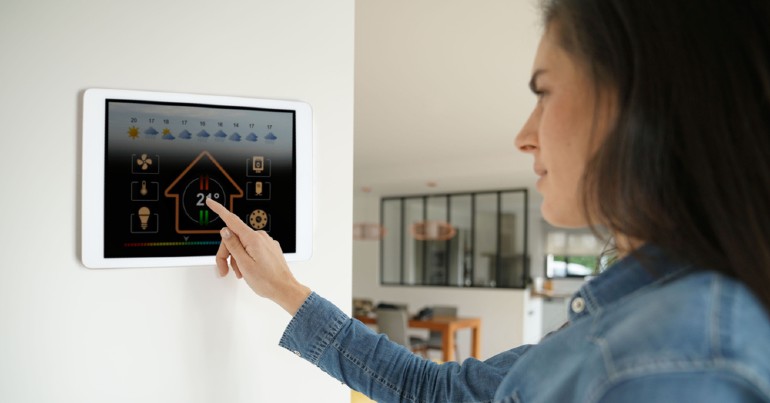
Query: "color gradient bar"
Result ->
[[124, 241, 221, 247]]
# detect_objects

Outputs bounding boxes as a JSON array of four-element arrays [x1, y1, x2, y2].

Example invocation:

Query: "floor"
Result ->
[[351, 390, 376, 403]]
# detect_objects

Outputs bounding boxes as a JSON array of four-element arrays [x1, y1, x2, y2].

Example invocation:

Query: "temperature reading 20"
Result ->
[[196, 192, 220, 206]]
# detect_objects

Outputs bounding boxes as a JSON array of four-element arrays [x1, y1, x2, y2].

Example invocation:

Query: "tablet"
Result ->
[[81, 88, 313, 268]]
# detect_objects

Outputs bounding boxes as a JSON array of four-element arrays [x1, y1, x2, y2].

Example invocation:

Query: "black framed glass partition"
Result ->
[[380, 189, 528, 289]]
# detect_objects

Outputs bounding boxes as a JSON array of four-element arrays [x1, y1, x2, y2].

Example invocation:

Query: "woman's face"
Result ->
[[515, 25, 615, 228]]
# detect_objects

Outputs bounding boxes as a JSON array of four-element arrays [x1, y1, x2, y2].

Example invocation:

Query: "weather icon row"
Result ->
[[127, 126, 279, 142]]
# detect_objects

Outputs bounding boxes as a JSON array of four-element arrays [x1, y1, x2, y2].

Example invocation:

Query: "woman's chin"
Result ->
[[540, 202, 589, 229]]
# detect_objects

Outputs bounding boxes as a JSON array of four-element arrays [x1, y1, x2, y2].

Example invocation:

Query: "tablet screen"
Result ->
[[104, 99, 296, 258]]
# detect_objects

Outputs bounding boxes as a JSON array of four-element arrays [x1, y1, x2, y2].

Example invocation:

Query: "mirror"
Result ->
[[380, 189, 529, 288]]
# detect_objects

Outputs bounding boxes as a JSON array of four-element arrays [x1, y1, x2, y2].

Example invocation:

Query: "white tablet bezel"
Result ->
[[81, 88, 313, 268]]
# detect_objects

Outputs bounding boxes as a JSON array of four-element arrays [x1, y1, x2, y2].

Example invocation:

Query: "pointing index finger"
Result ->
[[206, 197, 253, 236]]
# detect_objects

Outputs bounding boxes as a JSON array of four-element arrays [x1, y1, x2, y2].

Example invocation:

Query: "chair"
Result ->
[[376, 302, 408, 311], [426, 305, 459, 361], [376, 308, 428, 356]]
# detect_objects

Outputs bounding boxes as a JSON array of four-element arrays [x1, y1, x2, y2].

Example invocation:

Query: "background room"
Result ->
[[352, 0, 595, 361]]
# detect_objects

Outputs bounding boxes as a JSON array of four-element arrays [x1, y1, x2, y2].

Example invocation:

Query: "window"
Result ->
[[380, 189, 529, 289], [543, 223, 606, 278]]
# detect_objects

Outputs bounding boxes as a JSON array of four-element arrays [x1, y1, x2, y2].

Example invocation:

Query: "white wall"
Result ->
[[0, 1, 353, 402], [352, 192, 544, 360]]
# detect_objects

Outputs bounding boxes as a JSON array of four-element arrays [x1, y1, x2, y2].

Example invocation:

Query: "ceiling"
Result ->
[[354, 0, 544, 196]]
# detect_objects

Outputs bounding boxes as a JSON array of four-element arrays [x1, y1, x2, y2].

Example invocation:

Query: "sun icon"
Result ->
[[162, 128, 171, 136], [128, 126, 140, 139]]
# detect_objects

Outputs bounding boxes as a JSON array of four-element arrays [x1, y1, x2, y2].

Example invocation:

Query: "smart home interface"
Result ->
[[82, 89, 312, 268], [68, 90, 308, 269], [103, 99, 297, 259]]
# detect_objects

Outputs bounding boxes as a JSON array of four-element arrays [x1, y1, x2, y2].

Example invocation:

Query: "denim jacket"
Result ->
[[279, 246, 770, 402]]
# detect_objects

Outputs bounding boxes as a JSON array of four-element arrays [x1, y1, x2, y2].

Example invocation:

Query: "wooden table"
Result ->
[[354, 315, 481, 362]]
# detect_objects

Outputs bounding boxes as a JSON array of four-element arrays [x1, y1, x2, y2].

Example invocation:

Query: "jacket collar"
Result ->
[[568, 244, 695, 321]]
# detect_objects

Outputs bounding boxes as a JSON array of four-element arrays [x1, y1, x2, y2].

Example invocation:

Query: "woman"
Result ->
[[206, 0, 770, 401]]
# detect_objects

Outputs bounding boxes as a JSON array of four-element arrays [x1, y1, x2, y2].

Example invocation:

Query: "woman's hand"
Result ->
[[206, 198, 311, 315]]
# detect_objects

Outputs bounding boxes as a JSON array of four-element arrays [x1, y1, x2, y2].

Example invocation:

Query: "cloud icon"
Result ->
[[229, 132, 242, 141], [162, 133, 175, 140], [196, 130, 210, 138], [214, 130, 227, 138], [144, 127, 159, 135], [265, 132, 277, 141], [178, 130, 192, 139], [246, 133, 258, 142]]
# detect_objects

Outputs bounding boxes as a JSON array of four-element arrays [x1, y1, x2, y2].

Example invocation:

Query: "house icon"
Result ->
[[164, 151, 244, 234]]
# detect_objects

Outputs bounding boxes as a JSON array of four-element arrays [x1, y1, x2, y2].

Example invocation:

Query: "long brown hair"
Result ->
[[542, 0, 770, 311]]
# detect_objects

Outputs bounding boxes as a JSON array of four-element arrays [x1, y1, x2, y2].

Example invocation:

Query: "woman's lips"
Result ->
[[534, 165, 547, 189]]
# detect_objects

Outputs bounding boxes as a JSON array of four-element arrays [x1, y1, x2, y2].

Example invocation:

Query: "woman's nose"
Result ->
[[515, 109, 538, 153]]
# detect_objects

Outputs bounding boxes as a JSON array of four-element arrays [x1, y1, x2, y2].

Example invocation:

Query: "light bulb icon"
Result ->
[[138, 206, 151, 230]]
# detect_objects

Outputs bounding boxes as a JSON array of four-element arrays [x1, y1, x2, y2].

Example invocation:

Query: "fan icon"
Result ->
[[136, 154, 153, 171]]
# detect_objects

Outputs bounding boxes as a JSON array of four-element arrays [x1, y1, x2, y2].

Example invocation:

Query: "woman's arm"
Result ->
[[205, 197, 524, 402], [281, 292, 526, 403]]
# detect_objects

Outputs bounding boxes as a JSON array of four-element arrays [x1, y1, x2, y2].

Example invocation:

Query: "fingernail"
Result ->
[[221, 228, 231, 239]]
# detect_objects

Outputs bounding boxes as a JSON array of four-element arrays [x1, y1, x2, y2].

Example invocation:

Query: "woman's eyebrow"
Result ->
[[529, 69, 546, 93]]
